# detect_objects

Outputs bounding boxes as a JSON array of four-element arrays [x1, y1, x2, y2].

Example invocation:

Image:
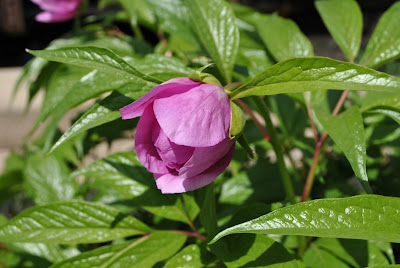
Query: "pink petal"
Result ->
[[179, 138, 234, 178], [154, 144, 235, 194], [120, 78, 200, 120], [152, 124, 194, 169], [31, 0, 82, 13], [153, 83, 231, 147], [135, 106, 169, 174], [35, 11, 76, 22]]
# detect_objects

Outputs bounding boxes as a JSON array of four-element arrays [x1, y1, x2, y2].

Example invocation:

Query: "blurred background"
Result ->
[[0, 0, 398, 171]]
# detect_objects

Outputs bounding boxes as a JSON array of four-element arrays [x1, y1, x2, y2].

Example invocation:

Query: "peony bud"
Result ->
[[120, 77, 235, 194], [31, 0, 83, 23]]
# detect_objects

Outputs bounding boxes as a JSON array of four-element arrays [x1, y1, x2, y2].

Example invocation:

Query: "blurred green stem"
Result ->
[[132, 24, 143, 40], [252, 96, 296, 204]]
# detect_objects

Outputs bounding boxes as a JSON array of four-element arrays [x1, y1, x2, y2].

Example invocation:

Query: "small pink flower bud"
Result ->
[[120, 77, 235, 194]]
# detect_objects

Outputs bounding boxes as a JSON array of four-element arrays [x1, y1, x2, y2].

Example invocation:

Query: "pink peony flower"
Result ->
[[120, 77, 235, 194], [31, 0, 83, 23]]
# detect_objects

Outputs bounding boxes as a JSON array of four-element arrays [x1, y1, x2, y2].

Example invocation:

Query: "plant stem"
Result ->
[[252, 96, 296, 204], [172, 230, 207, 241], [235, 99, 271, 142], [306, 102, 319, 145], [133, 25, 143, 40], [180, 195, 199, 234], [300, 90, 349, 202]]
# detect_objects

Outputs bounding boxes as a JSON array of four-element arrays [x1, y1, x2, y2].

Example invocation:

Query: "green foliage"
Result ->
[[319, 106, 371, 192], [360, 2, 400, 68], [3, 0, 400, 266], [211, 195, 400, 243], [185, 0, 239, 83], [256, 13, 314, 61], [229, 57, 400, 99], [0, 201, 151, 244], [315, 0, 362, 61], [51, 232, 186, 268]]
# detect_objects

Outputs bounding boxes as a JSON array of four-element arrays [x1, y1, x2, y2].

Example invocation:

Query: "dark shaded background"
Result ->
[[0, 0, 398, 67]]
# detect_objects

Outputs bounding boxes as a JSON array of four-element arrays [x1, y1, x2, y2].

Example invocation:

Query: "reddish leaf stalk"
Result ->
[[235, 99, 271, 142], [301, 90, 350, 202], [172, 230, 207, 241]]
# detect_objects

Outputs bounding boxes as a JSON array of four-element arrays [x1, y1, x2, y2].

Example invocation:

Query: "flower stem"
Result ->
[[235, 99, 270, 142], [252, 96, 296, 204], [300, 90, 349, 202], [172, 230, 207, 241]]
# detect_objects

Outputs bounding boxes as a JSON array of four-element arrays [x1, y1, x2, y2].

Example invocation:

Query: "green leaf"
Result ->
[[74, 152, 151, 199], [51, 232, 186, 268], [229, 57, 400, 100], [197, 184, 218, 238], [215, 234, 304, 268], [319, 106, 371, 192], [38, 70, 132, 124], [256, 13, 314, 61], [9, 243, 67, 263], [164, 244, 204, 268], [36, 65, 90, 124], [24, 154, 77, 205], [49, 84, 148, 153], [210, 195, 400, 243], [360, 93, 400, 112], [146, 0, 197, 46], [132, 191, 199, 225], [0, 201, 151, 243], [185, 0, 239, 83], [360, 2, 400, 68], [28, 46, 161, 85], [304, 245, 349, 268], [314, 238, 391, 267], [125, 54, 193, 80], [315, 0, 362, 61], [229, 100, 246, 139], [28, 62, 59, 104], [370, 109, 400, 125]]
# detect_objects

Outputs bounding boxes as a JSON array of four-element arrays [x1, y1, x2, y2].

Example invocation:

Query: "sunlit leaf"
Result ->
[[230, 57, 400, 99], [0, 201, 151, 243], [211, 195, 400, 243], [315, 0, 362, 61]]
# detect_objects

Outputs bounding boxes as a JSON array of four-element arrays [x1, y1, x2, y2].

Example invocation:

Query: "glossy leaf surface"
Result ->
[[0, 201, 151, 243], [164, 244, 204, 268], [49, 84, 147, 153], [185, 0, 239, 82], [38, 71, 132, 124], [360, 2, 400, 68], [28, 46, 161, 85], [229, 57, 400, 99], [24, 155, 77, 205], [320, 106, 371, 192], [315, 0, 362, 61], [74, 152, 150, 199], [256, 13, 313, 61], [211, 195, 400, 243], [51, 232, 186, 268], [215, 234, 304, 268]]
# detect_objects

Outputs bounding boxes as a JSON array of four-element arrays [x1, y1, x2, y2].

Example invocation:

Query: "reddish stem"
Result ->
[[300, 90, 349, 202], [172, 230, 207, 241], [235, 99, 271, 142]]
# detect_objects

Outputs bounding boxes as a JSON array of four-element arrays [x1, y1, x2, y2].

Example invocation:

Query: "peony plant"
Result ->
[[2, 0, 400, 267]]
